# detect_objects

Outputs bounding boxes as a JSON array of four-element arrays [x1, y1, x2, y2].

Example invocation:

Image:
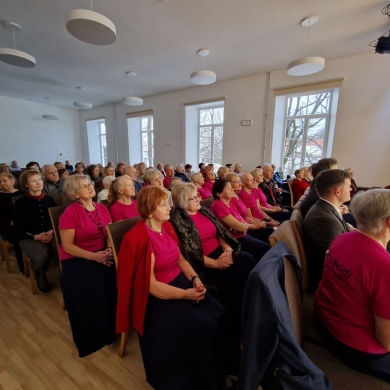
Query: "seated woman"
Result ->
[[315, 189, 390, 382], [302, 166, 313, 184], [0, 163, 11, 173], [143, 168, 173, 206], [107, 175, 139, 222], [97, 175, 116, 204], [0, 172, 25, 272], [26, 161, 41, 172], [217, 166, 229, 180], [250, 168, 291, 222], [344, 168, 357, 199], [292, 168, 311, 201], [58, 168, 69, 181], [190, 172, 209, 200], [87, 164, 101, 187], [225, 172, 279, 239], [59, 175, 116, 357], [71, 162, 85, 176], [210, 179, 270, 262], [201, 169, 216, 198], [13, 170, 57, 291], [116, 186, 230, 390], [97, 165, 116, 188]]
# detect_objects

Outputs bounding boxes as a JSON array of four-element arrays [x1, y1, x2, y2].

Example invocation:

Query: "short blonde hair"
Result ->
[[217, 166, 229, 178], [137, 186, 168, 219], [0, 172, 15, 181], [249, 168, 263, 180], [190, 172, 203, 184], [107, 175, 132, 206], [225, 172, 239, 183], [143, 169, 163, 185], [64, 175, 91, 199], [171, 183, 197, 210]]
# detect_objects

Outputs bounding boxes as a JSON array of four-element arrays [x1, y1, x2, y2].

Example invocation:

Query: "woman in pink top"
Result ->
[[59, 175, 116, 357], [210, 179, 270, 263], [250, 168, 291, 222], [190, 171, 209, 200], [107, 175, 139, 222], [315, 189, 390, 382], [116, 186, 229, 390], [201, 169, 215, 198]]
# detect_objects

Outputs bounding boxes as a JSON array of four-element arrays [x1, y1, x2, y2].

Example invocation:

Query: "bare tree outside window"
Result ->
[[141, 116, 154, 167], [99, 122, 107, 166], [283, 92, 331, 175], [199, 107, 224, 170]]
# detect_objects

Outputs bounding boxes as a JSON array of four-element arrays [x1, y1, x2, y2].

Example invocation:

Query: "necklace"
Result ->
[[78, 201, 104, 235], [145, 221, 162, 235]]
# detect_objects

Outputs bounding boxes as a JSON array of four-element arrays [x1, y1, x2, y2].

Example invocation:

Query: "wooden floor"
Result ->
[[0, 249, 152, 390]]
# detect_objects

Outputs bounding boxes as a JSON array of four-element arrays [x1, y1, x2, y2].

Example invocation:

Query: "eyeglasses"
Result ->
[[188, 195, 201, 202], [79, 182, 94, 190]]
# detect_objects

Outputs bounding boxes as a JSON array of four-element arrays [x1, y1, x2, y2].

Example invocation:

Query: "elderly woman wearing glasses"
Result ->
[[107, 175, 139, 222], [116, 186, 230, 389], [59, 175, 116, 357]]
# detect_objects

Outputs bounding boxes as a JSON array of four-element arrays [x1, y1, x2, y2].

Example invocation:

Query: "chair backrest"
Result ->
[[12, 195, 24, 205], [100, 199, 109, 206], [200, 197, 213, 209], [48, 205, 68, 261], [106, 217, 142, 266], [284, 256, 303, 347], [58, 192, 75, 206], [268, 221, 302, 268], [287, 178, 295, 207], [290, 209, 308, 292]]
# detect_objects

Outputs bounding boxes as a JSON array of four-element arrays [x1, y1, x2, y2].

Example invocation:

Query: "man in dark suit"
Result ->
[[303, 169, 352, 292]]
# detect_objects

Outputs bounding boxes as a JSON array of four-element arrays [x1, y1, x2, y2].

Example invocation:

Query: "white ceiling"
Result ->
[[0, 0, 388, 110]]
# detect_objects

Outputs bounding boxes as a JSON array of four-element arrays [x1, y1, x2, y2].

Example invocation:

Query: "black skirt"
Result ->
[[139, 272, 228, 390], [60, 257, 117, 357]]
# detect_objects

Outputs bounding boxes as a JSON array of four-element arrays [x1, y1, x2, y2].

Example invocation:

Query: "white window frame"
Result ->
[[99, 121, 107, 166], [140, 115, 154, 167]]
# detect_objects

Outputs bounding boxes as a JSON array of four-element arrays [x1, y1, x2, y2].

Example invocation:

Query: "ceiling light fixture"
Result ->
[[0, 21, 36, 68], [43, 97, 59, 121], [122, 72, 143, 106], [190, 49, 216, 85], [287, 16, 325, 76], [66, 1, 116, 45], [73, 87, 93, 109]]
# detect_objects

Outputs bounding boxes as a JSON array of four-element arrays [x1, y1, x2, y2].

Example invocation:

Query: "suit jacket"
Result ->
[[238, 242, 332, 390], [303, 199, 350, 292]]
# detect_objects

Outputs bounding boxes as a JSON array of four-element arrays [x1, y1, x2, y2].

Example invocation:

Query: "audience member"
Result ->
[[96, 163, 103, 177], [87, 164, 101, 187], [14, 170, 57, 292], [233, 163, 242, 175], [210, 179, 270, 262], [163, 164, 174, 188], [65, 160, 74, 172], [174, 164, 190, 183], [168, 177, 182, 191], [144, 169, 172, 206], [107, 175, 139, 222], [59, 175, 116, 357], [137, 162, 147, 184], [259, 163, 285, 208], [303, 169, 352, 292], [58, 168, 69, 180], [184, 164, 193, 179], [198, 162, 206, 177], [0, 172, 24, 272], [156, 162, 165, 177], [292, 168, 311, 201], [10, 160, 20, 171], [26, 161, 40, 172], [72, 162, 85, 175], [116, 186, 229, 390], [124, 166, 143, 194], [217, 166, 229, 180], [302, 166, 313, 184], [225, 163, 233, 172], [41, 164, 64, 204], [116, 162, 126, 178], [0, 164, 11, 173], [190, 172, 208, 200], [344, 168, 357, 198], [53, 162, 65, 170], [97, 175, 115, 203], [202, 169, 215, 198], [315, 189, 390, 382]]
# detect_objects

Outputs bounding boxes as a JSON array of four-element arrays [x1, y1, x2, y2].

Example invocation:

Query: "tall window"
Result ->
[[141, 115, 154, 167], [199, 106, 224, 168], [283, 91, 332, 175], [99, 122, 107, 166]]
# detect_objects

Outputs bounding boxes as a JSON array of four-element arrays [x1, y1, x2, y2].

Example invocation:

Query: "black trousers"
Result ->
[[314, 313, 390, 383]]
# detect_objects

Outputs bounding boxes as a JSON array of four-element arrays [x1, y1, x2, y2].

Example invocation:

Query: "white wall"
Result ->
[[0, 95, 82, 168], [78, 51, 390, 187]]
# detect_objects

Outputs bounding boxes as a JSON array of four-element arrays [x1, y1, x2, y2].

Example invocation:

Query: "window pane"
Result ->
[[306, 118, 325, 162], [200, 110, 213, 125], [287, 95, 308, 117], [307, 93, 330, 115], [213, 108, 224, 124]]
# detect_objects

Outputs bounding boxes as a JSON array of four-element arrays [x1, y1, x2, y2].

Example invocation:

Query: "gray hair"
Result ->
[[171, 183, 198, 210], [168, 177, 182, 190], [249, 168, 263, 180], [190, 172, 203, 184], [143, 169, 163, 185], [350, 189, 390, 235], [217, 166, 229, 178], [225, 172, 239, 183], [102, 175, 116, 188], [41, 164, 56, 176], [64, 175, 91, 199]]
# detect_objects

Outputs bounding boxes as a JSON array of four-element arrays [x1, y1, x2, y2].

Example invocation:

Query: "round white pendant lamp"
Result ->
[[66, 8, 116, 45], [0, 21, 36, 68], [43, 97, 59, 121], [73, 87, 93, 109], [287, 16, 325, 76], [190, 70, 217, 85], [122, 71, 143, 106], [287, 57, 325, 76], [190, 49, 216, 85]]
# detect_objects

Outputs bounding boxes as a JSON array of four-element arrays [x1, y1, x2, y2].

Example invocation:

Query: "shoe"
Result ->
[[38, 283, 52, 293]]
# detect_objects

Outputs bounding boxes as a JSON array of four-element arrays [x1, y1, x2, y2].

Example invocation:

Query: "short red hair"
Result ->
[[137, 186, 168, 219]]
